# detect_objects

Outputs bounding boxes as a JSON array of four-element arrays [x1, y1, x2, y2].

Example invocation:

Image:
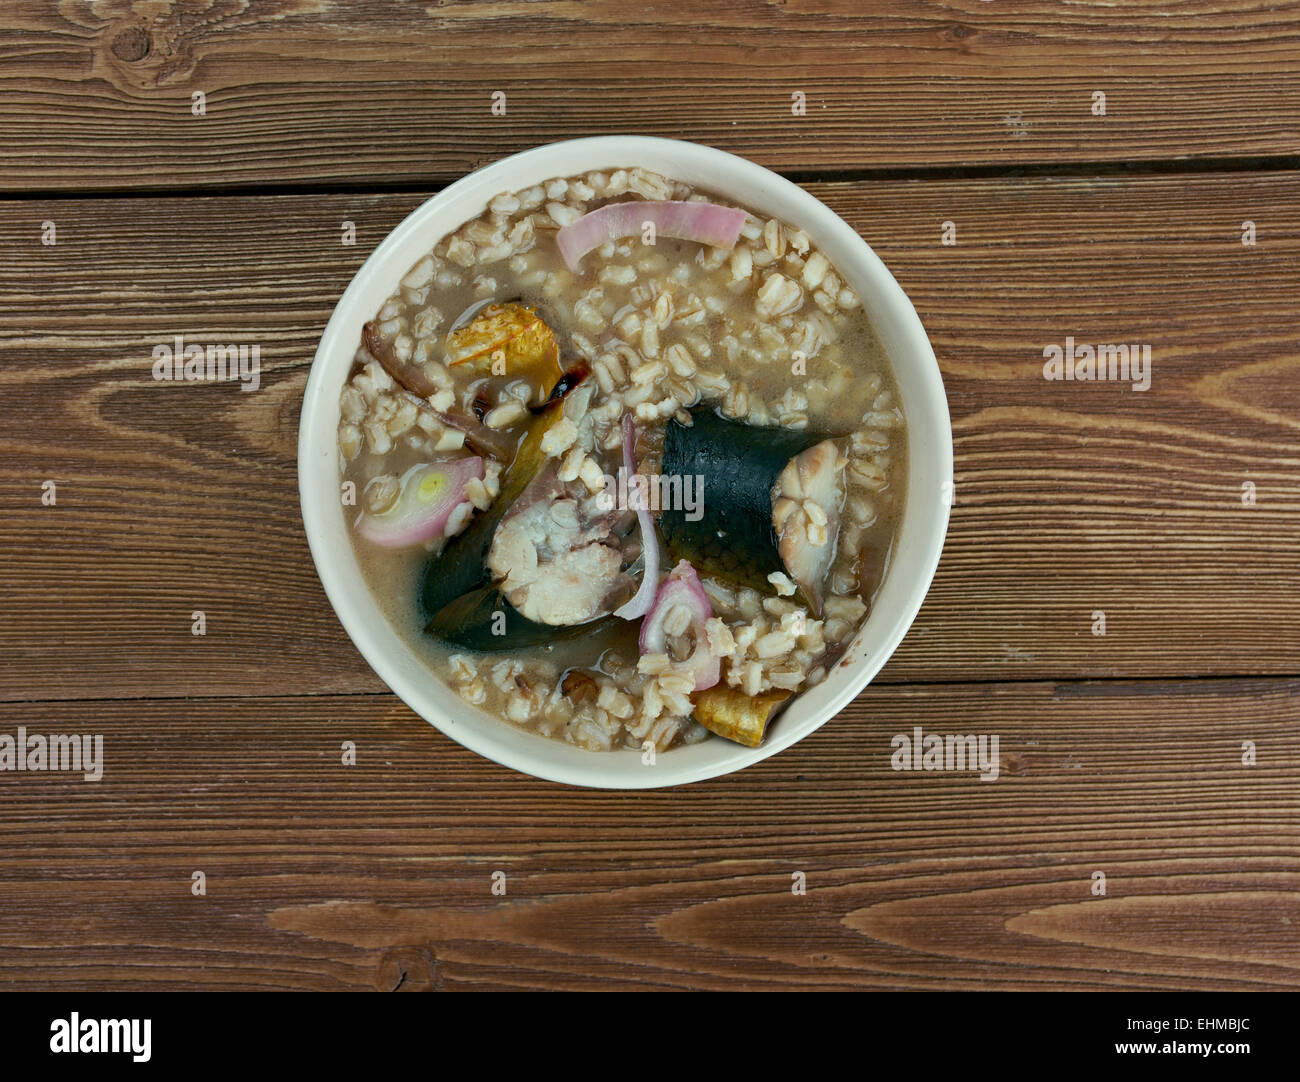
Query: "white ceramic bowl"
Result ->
[[299, 136, 951, 789]]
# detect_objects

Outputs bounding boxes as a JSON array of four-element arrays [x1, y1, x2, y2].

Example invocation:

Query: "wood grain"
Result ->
[[3, 18, 1298, 996], [2, 172, 1297, 700], [0, 680, 1294, 990], [3, 0, 1300, 192]]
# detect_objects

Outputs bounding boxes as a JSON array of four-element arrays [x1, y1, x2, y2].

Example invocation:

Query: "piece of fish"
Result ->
[[658, 407, 847, 615], [420, 397, 563, 622], [486, 462, 636, 626], [421, 366, 638, 647], [771, 438, 848, 614]]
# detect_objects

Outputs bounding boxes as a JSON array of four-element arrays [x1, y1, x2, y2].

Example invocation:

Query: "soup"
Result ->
[[336, 167, 904, 752]]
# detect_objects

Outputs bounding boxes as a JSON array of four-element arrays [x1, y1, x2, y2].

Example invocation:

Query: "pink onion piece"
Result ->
[[613, 412, 660, 620], [356, 457, 484, 548], [557, 200, 748, 272], [638, 560, 720, 692]]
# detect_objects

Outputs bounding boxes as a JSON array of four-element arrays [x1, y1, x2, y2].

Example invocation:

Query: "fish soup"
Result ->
[[337, 168, 905, 752]]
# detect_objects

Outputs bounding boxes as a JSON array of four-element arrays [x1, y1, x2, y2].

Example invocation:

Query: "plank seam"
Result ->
[[2, 154, 1298, 202], [0, 670, 1295, 708]]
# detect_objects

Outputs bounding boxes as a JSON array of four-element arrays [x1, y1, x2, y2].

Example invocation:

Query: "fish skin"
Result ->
[[425, 584, 618, 651]]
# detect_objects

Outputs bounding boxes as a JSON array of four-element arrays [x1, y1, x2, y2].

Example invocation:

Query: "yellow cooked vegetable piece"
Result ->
[[445, 302, 561, 403], [692, 685, 791, 747]]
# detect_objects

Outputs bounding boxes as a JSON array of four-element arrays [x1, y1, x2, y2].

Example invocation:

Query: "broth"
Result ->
[[338, 168, 905, 751]]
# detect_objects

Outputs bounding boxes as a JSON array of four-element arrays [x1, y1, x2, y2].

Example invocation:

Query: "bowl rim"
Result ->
[[299, 135, 952, 789]]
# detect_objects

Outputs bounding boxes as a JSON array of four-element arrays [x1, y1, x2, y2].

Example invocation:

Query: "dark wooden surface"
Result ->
[[1, 1, 1298, 991], [3, 680, 1298, 990], [7, 0, 1300, 192]]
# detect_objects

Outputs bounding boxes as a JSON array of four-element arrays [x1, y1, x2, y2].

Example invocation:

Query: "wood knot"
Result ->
[[110, 27, 151, 63], [99, 17, 196, 88], [1001, 753, 1028, 777], [375, 945, 440, 992]]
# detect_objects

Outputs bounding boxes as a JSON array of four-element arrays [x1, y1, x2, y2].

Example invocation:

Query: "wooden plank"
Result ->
[[4, 1, 1300, 192], [0, 680, 1295, 990], [2, 172, 1296, 700]]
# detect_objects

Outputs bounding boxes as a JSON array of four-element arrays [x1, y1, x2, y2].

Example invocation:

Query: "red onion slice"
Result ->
[[557, 200, 748, 272], [356, 457, 484, 548], [638, 560, 721, 692], [613, 412, 660, 620]]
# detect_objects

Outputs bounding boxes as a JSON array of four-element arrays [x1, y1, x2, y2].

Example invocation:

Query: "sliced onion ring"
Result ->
[[557, 200, 748, 272], [613, 412, 660, 620], [638, 560, 720, 692], [356, 457, 484, 548]]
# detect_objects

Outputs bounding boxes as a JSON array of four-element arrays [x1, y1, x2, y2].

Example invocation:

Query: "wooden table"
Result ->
[[2, 1, 1298, 991]]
